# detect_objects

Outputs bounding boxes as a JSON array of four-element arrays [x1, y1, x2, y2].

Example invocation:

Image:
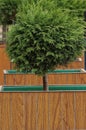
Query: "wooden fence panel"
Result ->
[[0, 92, 86, 130]]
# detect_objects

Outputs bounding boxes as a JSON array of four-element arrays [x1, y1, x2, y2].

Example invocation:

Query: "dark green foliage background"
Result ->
[[0, 0, 21, 24], [7, 0, 86, 75]]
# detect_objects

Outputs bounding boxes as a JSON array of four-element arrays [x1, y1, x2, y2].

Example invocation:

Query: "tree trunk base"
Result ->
[[43, 74, 48, 91]]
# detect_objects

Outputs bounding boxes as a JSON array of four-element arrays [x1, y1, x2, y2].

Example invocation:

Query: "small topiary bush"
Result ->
[[7, 0, 86, 90]]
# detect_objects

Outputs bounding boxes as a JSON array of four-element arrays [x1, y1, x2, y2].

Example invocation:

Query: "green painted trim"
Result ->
[[1, 85, 86, 92], [49, 85, 86, 91], [48, 69, 81, 73], [4, 69, 81, 74], [2, 86, 43, 91]]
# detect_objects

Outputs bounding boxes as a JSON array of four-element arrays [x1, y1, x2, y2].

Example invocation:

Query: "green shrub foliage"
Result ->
[[7, 0, 86, 75], [0, 0, 21, 24]]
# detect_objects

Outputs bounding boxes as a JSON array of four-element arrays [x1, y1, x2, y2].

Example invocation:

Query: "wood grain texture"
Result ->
[[49, 92, 62, 130], [77, 73, 86, 84], [61, 92, 75, 130], [5, 74, 43, 86], [66, 73, 77, 84], [11, 93, 25, 130], [0, 93, 11, 130], [25, 93, 37, 130], [5, 73, 86, 86], [75, 92, 86, 129], [0, 92, 86, 130], [37, 93, 49, 130], [0, 46, 10, 85]]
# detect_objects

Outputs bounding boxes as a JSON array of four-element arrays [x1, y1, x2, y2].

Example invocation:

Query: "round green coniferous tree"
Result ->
[[7, 0, 86, 90]]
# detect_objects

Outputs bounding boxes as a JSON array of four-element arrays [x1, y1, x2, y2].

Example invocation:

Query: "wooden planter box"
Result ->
[[3, 69, 86, 85], [0, 88, 86, 130]]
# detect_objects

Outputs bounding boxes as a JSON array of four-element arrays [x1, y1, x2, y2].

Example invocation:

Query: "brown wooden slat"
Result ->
[[24, 93, 32, 130], [5, 74, 43, 86], [37, 93, 45, 130], [11, 93, 25, 130], [61, 92, 75, 130], [77, 73, 86, 84], [0, 46, 10, 85], [49, 92, 62, 130], [42, 93, 49, 130], [25, 93, 37, 130], [66, 73, 77, 84], [0, 93, 11, 130], [5, 75, 15, 85], [37, 93, 49, 130], [75, 92, 86, 129]]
